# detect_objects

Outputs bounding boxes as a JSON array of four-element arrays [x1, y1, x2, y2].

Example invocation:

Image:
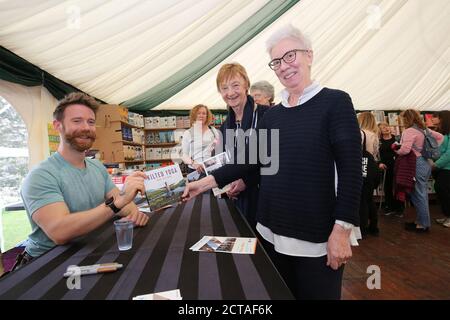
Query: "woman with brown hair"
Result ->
[[181, 104, 219, 174], [396, 109, 443, 232]]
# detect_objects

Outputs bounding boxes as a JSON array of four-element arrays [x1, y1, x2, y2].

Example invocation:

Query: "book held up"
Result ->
[[142, 163, 186, 212]]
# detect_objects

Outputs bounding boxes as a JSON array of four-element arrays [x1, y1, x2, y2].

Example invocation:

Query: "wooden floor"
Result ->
[[342, 202, 450, 300]]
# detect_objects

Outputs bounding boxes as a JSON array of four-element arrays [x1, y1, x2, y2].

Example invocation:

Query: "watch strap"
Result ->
[[106, 197, 121, 214]]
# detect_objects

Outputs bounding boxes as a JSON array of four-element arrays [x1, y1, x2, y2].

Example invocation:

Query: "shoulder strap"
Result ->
[[411, 125, 426, 136], [409, 125, 427, 152]]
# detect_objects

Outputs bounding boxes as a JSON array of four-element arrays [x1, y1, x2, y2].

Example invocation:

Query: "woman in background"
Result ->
[[358, 112, 380, 236], [433, 110, 450, 228], [250, 80, 275, 106], [378, 122, 403, 216], [396, 109, 443, 232], [181, 104, 219, 174]]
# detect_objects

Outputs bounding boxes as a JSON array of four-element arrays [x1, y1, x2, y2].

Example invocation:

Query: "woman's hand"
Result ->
[[192, 163, 204, 173]]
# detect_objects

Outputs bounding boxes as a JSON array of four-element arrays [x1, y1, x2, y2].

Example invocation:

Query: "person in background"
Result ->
[[18, 92, 149, 269], [358, 112, 380, 236], [183, 25, 362, 300], [378, 121, 403, 217], [396, 109, 443, 232], [181, 104, 219, 174], [250, 80, 276, 106], [216, 63, 269, 230], [433, 110, 450, 228], [430, 112, 440, 131]]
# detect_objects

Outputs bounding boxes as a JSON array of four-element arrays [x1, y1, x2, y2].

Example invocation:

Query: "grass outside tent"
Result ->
[[1, 209, 30, 252]]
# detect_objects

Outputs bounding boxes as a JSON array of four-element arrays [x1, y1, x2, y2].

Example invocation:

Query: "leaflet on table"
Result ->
[[143, 164, 186, 212], [189, 236, 257, 254], [132, 289, 182, 300], [201, 152, 231, 196]]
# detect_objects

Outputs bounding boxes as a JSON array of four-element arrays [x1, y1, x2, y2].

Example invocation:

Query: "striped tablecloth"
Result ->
[[0, 193, 293, 300]]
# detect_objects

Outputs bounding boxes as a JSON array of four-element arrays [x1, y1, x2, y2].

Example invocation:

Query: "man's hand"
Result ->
[[115, 171, 147, 209], [326, 223, 352, 270], [182, 175, 217, 201], [226, 179, 246, 199], [379, 163, 387, 170], [122, 206, 149, 227]]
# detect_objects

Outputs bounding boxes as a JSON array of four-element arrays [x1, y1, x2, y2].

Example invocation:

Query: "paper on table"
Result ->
[[132, 289, 182, 300], [190, 236, 257, 254]]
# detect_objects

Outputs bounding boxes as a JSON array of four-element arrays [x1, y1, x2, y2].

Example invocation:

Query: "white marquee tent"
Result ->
[[0, 0, 449, 165], [1, 0, 449, 111]]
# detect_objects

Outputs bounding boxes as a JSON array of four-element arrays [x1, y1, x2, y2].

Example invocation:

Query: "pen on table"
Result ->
[[63, 263, 123, 277]]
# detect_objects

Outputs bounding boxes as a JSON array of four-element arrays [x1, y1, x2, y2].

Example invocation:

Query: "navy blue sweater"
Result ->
[[212, 88, 362, 243]]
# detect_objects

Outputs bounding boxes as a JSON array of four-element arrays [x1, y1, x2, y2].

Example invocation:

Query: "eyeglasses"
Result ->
[[268, 49, 310, 70]]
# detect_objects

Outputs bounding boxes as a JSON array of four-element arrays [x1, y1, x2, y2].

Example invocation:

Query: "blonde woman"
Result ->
[[181, 104, 219, 174], [358, 112, 380, 236], [396, 109, 443, 232]]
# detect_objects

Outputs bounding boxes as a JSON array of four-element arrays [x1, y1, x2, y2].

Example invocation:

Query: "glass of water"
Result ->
[[114, 219, 133, 251]]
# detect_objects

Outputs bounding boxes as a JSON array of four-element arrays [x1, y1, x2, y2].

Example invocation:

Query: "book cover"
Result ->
[[189, 236, 257, 254], [143, 164, 186, 212], [201, 152, 231, 196]]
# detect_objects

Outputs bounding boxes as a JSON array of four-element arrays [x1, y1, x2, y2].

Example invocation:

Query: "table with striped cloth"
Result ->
[[0, 194, 293, 300]]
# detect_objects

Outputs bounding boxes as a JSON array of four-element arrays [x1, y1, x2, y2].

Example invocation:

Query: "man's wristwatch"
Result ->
[[105, 197, 121, 215]]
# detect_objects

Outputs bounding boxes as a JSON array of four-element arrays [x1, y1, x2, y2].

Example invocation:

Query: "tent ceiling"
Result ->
[[1, 0, 449, 111]]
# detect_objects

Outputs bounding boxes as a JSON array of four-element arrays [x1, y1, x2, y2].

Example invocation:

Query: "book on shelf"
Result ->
[[201, 152, 231, 196], [388, 112, 399, 126], [371, 110, 385, 124], [189, 236, 257, 254], [424, 114, 434, 127], [142, 163, 186, 212]]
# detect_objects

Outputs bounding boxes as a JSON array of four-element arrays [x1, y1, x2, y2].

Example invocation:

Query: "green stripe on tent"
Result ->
[[125, 0, 300, 111], [0, 46, 93, 101]]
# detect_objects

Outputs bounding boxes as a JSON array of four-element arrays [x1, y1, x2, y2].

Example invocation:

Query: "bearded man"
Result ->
[[15, 92, 149, 269]]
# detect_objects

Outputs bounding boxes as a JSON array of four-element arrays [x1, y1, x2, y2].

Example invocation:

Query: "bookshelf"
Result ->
[[93, 107, 228, 170], [47, 122, 60, 156]]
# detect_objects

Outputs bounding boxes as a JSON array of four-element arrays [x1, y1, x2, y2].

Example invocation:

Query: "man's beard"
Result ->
[[63, 128, 96, 152]]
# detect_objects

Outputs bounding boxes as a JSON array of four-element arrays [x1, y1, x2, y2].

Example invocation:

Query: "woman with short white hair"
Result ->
[[250, 80, 275, 106], [183, 25, 362, 300]]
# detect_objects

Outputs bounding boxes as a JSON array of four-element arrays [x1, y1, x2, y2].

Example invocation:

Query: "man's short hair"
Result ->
[[53, 92, 99, 121]]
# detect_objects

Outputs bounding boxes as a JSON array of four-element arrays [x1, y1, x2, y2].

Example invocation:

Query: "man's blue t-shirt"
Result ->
[[21, 152, 116, 257]]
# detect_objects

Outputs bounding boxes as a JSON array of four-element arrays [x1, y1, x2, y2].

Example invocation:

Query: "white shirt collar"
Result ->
[[280, 81, 323, 108]]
